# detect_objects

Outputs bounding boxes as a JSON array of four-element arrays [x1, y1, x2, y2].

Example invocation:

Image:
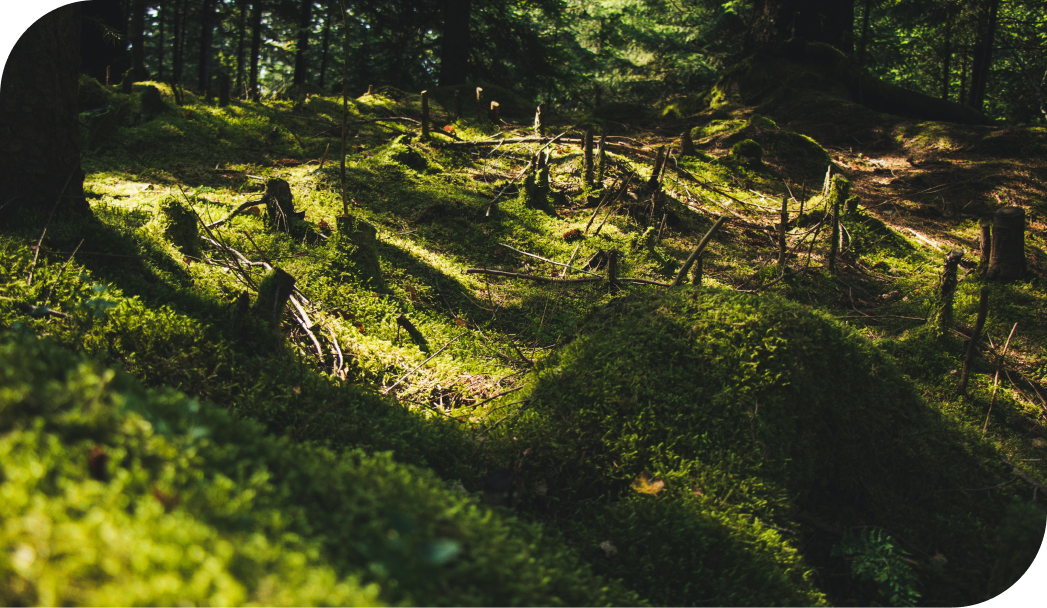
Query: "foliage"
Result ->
[[832, 528, 921, 607]]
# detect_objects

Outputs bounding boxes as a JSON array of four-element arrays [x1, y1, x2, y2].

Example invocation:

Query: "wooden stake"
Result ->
[[691, 253, 703, 286], [673, 214, 728, 286], [959, 285, 990, 394], [583, 126, 594, 189], [534, 102, 546, 136], [606, 248, 620, 292], [489, 100, 500, 124], [475, 87, 485, 123], [978, 217, 992, 277], [778, 195, 788, 269], [421, 90, 430, 139]]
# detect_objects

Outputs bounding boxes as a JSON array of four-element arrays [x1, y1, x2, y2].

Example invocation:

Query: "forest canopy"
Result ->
[[71, 0, 1047, 124]]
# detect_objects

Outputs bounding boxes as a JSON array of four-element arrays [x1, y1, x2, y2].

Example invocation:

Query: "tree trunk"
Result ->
[[439, 0, 471, 86], [199, 0, 217, 93], [294, 0, 313, 87], [747, 0, 855, 56], [941, 10, 953, 101], [173, 0, 186, 85], [80, 0, 128, 84], [236, 0, 248, 94], [157, 0, 166, 82], [318, 1, 333, 90], [129, 0, 147, 81], [249, 1, 263, 101], [987, 206, 1026, 281], [969, 0, 1000, 111], [856, 0, 872, 65], [0, 4, 90, 227]]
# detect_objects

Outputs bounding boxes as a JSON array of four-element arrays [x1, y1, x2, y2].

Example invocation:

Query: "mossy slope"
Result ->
[[497, 287, 1033, 605], [0, 334, 641, 606]]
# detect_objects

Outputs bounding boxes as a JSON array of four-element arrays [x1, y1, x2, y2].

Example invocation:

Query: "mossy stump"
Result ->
[[252, 267, 295, 334], [140, 85, 167, 118], [263, 179, 296, 232], [156, 196, 201, 257], [825, 175, 851, 274], [730, 139, 763, 167], [335, 215, 384, 289], [680, 128, 696, 157], [519, 152, 552, 212]]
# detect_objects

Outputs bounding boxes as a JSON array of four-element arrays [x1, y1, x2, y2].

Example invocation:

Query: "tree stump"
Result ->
[[680, 128, 696, 157], [987, 206, 1026, 281], [218, 73, 231, 107], [691, 253, 704, 286], [534, 102, 546, 136], [489, 101, 500, 124], [263, 178, 296, 232], [978, 217, 992, 277], [606, 248, 621, 293], [253, 267, 295, 334], [335, 215, 384, 290], [367, 84, 373, 96], [930, 249, 964, 335], [475, 87, 485, 123], [596, 130, 607, 185]]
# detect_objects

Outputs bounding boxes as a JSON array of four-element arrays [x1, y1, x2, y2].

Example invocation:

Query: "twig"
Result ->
[[561, 244, 581, 279], [43, 239, 83, 307], [465, 268, 669, 286], [499, 242, 600, 276], [469, 385, 526, 410], [205, 198, 264, 229], [26, 166, 77, 286], [382, 331, 469, 395], [984, 322, 1018, 433], [672, 214, 729, 286]]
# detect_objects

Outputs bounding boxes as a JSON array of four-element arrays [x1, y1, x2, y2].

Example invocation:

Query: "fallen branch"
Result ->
[[1000, 457, 1047, 496], [382, 331, 469, 395], [465, 267, 669, 287], [984, 322, 1018, 433], [205, 198, 264, 229], [672, 214, 729, 286], [499, 242, 600, 276]]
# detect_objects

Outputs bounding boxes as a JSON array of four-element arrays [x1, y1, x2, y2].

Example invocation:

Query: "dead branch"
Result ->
[[1000, 457, 1047, 496], [465, 267, 669, 287], [499, 242, 600, 276], [383, 331, 469, 395], [206, 198, 264, 229]]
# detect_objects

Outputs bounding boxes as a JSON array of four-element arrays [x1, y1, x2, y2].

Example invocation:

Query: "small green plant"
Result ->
[[832, 528, 921, 607]]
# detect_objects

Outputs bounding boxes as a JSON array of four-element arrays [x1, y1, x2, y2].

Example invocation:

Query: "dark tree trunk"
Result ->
[[129, 0, 147, 81], [941, 10, 954, 101], [439, 0, 471, 86], [747, 0, 855, 56], [856, 0, 872, 65], [969, 0, 1000, 111], [199, 0, 217, 93], [80, 0, 128, 84], [249, 1, 263, 100], [157, 0, 166, 82], [0, 4, 90, 227], [236, 0, 248, 94], [172, 0, 184, 85], [294, 0, 313, 87], [318, 1, 332, 90]]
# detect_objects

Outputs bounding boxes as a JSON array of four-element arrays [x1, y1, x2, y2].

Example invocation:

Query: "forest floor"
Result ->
[[2, 76, 1046, 606]]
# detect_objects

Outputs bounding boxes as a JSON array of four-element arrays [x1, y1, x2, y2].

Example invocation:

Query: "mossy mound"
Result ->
[[153, 195, 201, 257], [731, 138, 764, 166], [373, 134, 429, 172], [498, 288, 1026, 605], [693, 115, 832, 177], [0, 334, 642, 606]]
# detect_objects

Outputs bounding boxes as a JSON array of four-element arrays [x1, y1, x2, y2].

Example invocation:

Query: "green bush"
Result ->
[[0, 334, 642, 606]]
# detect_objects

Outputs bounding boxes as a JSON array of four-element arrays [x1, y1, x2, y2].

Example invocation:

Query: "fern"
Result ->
[[832, 528, 921, 607]]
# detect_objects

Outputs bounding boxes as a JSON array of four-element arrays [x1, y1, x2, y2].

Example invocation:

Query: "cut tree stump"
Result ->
[[931, 249, 964, 335], [263, 178, 297, 232], [978, 217, 992, 277], [253, 267, 295, 335], [987, 206, 1026, 281]]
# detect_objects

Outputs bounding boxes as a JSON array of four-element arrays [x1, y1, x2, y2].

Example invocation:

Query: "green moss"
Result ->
[[0, 334, 642, 606], [750, 114, 779, 130], [497, 288, 1020, 605], [731, 139, 764, 166], [374, 135, 428, 172]]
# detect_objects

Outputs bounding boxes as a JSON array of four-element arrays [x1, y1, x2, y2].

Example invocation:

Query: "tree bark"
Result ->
[[941, 9, 954, 101], [294, 0, 313, 87], [439, 0, 471, 86], [173, 0, 186, 85], [0, 4, 90, 227], [856, 0, 872, 65], [969, 0, 1000, 111], [249, 1, 264, 101], [747, 0, 855, 56], [987, 206, 1026, 281], [199, 0, 217, 93], [129, 0, 147, 81]]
